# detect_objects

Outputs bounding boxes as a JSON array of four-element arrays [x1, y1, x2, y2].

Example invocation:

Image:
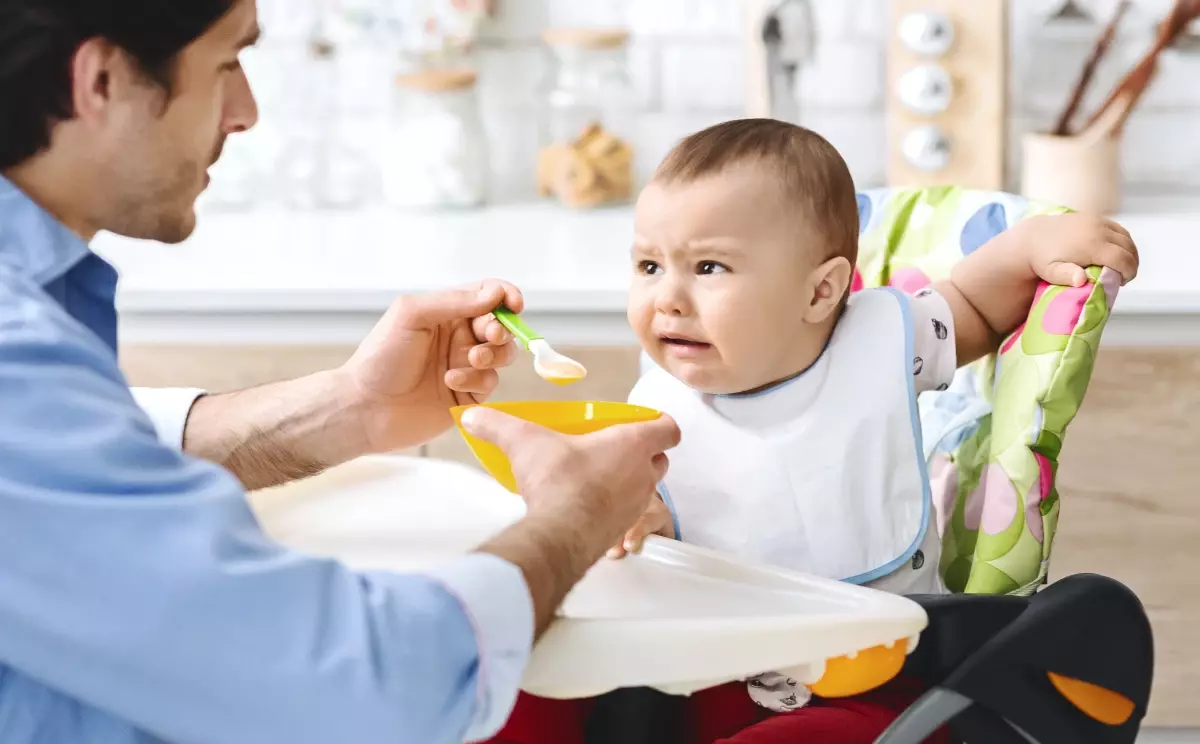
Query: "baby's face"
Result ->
[[628, 166, 831, 395]]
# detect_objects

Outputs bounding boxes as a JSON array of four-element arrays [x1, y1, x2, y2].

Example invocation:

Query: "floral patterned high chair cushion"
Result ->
[[856, 186, 1120, 596]]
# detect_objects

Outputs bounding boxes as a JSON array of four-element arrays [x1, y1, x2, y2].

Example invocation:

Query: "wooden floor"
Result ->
[[1053, 348, 1200, 726]]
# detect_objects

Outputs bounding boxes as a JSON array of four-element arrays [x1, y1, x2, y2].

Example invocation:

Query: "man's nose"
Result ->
[[223, 67, 259, 133]]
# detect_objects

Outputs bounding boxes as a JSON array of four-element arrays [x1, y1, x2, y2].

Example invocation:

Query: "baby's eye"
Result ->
[[638, 260, 663, 276], [697, 261, 729, 275]]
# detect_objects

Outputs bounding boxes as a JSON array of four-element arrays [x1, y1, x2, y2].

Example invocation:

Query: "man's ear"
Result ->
[[71, 38, 146, 125], [803, 256, 852, 323]]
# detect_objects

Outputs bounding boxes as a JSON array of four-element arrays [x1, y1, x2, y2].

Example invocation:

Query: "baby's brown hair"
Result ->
[[652, 118, 860, 270]]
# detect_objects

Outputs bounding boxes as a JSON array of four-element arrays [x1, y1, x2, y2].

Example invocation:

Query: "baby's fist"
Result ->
[[607, 496, 676, 559], [1020, 213, 1138, 288]]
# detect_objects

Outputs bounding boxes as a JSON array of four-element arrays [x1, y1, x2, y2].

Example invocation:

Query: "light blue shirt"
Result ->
[[0, 175, 533, 744]]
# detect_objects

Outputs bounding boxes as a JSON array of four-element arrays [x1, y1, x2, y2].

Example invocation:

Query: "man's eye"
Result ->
[[638, 260, 662, 276], [220, 60, 243, 72], [698, 261, 728, 275]]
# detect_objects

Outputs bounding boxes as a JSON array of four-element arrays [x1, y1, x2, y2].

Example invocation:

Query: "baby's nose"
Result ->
[[654, 288, 690, 315]]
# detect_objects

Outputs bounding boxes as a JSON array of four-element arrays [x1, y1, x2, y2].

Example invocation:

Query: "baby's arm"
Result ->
[[933, 213, 1139, 367]]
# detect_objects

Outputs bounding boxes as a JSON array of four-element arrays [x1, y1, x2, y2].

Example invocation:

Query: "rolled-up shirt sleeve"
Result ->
[[0, 298, 533, 743], [129, 386, 206, 449]]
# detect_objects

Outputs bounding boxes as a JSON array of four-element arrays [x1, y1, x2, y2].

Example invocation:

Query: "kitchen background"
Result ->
[[100, 4, 1200, 737], [202, 0, 1200, 214]]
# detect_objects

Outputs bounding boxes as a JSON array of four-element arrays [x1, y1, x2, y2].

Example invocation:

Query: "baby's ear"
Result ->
[[804, 256, 852, 323]]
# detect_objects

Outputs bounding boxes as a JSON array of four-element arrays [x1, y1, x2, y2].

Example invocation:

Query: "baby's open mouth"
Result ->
[[661, 336, 712, 349]]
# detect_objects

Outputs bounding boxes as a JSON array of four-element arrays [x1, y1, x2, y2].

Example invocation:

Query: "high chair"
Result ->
[[246, 187, 1152, 744], [878, 573, 1152, 744], [606, 186, 1154, 744]]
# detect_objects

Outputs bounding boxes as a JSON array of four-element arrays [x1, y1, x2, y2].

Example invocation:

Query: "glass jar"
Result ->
[[382, 68, 488, 209], [536, 28, 637, 209], [389, 0, 494, 69], [277, 38, 375, 210]]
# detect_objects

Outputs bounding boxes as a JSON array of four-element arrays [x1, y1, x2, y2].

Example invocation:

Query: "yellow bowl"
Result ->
[[450, 401, 663, 493]]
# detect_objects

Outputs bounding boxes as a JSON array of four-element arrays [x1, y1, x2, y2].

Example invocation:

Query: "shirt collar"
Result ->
[[0, 173, 92, 287]]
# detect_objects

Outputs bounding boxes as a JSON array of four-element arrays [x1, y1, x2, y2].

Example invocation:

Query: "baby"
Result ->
[[485, 119, 1138, 744]]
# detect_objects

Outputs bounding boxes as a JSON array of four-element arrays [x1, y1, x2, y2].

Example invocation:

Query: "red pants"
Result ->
[[484, 677, 951, 744]]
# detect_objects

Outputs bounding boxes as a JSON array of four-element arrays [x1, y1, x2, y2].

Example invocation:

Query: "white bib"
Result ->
[[629, 288, 942, 595]]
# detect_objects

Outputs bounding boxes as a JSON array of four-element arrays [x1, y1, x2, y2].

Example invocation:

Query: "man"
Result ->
[[0, 1, 680, 743]]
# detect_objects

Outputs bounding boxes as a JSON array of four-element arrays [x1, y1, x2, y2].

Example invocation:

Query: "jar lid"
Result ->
[[541, 28, 630, 49], [394, 68, 479, 91]]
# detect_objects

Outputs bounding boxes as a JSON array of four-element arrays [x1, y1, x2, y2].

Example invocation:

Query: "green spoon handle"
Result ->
[[493, 306, 542, 349]]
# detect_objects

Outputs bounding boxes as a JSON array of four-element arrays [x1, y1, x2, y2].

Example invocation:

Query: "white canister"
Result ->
[[383, 68, 488, 209]]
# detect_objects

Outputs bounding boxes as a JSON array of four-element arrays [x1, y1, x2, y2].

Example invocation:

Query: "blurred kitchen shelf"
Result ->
[[93, 195, 1200, 347], [93, 202, 640, 346]]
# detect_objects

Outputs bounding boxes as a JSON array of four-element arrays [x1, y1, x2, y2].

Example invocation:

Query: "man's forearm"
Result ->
[[478, 512, 609, 637], [183, 369, 372, 491]]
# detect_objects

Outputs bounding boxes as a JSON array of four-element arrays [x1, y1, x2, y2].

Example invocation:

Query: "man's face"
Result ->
[[98, 0, 260, 243]]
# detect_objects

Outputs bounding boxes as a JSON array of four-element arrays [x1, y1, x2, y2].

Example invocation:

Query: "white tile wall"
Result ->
[[659, 40, 746, 111], [797, 40, 885, 109], [245, 0, 1200, 203]]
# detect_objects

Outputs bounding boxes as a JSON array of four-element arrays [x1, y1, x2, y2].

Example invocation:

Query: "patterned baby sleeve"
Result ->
[[909, 287, 958, 395]]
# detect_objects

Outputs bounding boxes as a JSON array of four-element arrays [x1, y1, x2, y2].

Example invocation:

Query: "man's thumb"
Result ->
[[397, 283, 505, 329], [458, 406, 539, 452]]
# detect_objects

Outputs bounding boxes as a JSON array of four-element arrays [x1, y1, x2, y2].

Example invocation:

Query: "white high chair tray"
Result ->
[[249, 455, 928, 699]]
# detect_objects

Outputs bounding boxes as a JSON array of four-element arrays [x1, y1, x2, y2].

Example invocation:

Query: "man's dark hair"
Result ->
[[0, 1, 235, 169]]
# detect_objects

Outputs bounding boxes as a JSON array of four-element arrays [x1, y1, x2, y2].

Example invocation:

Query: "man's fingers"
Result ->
[[468, 341, 517, 370], [634, 414, 682, 452], [596, 414, 680, 449], [471, 314, 515, 346], [487, 279, 525, 314], [446, 368, 500, 397], [458, 406, 543, 452], [394, 287, 497, 329], [590, 415, 680, 464], [396, 279, 524, 329]]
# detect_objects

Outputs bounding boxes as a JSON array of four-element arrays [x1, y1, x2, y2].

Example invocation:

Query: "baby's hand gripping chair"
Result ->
[[587, 187, 1153, 744]]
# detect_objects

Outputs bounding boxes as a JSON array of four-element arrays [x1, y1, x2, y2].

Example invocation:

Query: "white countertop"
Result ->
[[92, 194, 1200, 347]]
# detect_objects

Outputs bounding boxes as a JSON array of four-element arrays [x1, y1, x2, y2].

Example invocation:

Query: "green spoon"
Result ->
[[493, 306, 588, 385]]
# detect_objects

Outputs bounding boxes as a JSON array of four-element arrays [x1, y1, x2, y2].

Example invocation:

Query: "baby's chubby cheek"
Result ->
[[627, 302, 654, 343], [702, 323, 786, 391]]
